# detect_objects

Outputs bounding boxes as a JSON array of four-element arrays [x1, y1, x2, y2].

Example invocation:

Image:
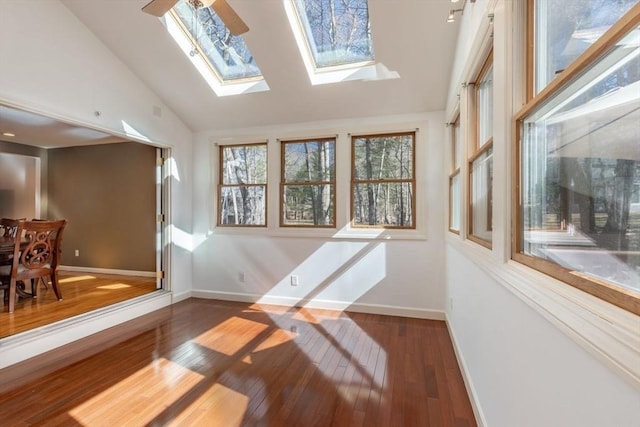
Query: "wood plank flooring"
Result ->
[[0, 270, 157, 338], [0, 299, 477, 426]]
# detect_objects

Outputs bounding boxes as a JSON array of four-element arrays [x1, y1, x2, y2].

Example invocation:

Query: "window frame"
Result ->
[[468, 50, 494, 248], [280, 137, 337, 228], [449, 114, 461, 234], [350, 131, 416, 229], [514, 4, 640, 315], [217, 142, 268, 228]]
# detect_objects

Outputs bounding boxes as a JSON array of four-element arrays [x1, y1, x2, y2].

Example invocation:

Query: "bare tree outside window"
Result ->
[[218, 144, 267, 226], [292, 0, 374, 68], [351, 132, 415, 228], [281, 138, 336, 227]]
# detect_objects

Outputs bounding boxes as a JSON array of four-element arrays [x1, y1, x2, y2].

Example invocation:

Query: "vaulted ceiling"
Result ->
[[61, 0, 461, 132], [1, 0, 461, 147]]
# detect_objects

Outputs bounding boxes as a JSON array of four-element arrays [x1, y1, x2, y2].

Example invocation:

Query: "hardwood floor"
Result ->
[[0, 299, 477, 426], [0, 270, 157, 339]]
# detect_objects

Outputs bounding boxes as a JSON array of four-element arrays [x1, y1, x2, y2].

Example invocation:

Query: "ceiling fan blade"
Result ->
[[142, 0, 179, 17], [209, 0, 249, 36]]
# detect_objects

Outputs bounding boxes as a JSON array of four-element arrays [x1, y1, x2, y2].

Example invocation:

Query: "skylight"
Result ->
[[165, 0, 268, 96], [285, 0, 398, 85], [291, 0, 375, 69]]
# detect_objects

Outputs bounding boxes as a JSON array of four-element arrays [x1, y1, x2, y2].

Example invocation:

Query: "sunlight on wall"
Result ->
[[167, 224, 207, 253], [121, 120, 151, 142], [256, 240, 387, 308]]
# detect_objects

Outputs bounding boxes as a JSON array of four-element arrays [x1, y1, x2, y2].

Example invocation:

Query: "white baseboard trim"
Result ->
[[190, 289, 445, 321], [59, 265, 156, 278], [0, 291, 172, 369], [445, 313, 487, 427], [172, 290, 192, 304]]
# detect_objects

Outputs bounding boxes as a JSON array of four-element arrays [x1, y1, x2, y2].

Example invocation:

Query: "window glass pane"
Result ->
[[454, 120, 462, 169], [471, 146, 493, 242], [221, 145, 267, 185], [477, 64, 493, 146], [292, 0, 374, 68], [283, 140, 335, 183], [450, 173, 461, 231], [353, 135, 414, 180], [534, 0, 637, 93], [521, 24, 640, 291], [172, 1, 262, 81], [353, 182, 413, 227], [282, 184, 335, 226], [220, 185, 266, 225]]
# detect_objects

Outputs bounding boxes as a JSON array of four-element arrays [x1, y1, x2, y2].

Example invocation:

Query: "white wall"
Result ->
[[0, 0, 193, 363], [447, 246, 640, 427], [445, 1, 640, 426], [191, 113, 447, 318]]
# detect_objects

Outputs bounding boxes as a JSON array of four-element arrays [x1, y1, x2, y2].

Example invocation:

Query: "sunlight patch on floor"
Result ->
[[69, 358, 204, 426], [58, 275, 95, 284], [193, 316, 269, 356], [96, 283, 131, 290]]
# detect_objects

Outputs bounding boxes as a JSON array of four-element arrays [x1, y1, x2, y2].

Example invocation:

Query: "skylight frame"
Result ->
[[284, 0, 398, 85], [288, 0, 376, 73], [163, 1, 269, 96]]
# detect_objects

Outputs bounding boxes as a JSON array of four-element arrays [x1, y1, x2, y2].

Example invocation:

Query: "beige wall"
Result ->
[[47, 142, 156, 272], [0, 141, 48, 216]]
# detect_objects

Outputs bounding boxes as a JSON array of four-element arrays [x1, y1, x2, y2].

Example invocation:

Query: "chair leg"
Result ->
[[50, 274, 62, 301], [8, 279, 16, 313], [31, 278, 37, 298]]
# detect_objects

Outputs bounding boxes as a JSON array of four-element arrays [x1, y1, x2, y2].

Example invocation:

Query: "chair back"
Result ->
[[0, 218, 20, 238], [12, 220, 67, 277]]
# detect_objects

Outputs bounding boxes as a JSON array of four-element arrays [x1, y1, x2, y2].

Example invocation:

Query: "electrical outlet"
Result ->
[[239, 272, 245, 282], [290, 275, 299, 286], [75, 249, 80, 257]]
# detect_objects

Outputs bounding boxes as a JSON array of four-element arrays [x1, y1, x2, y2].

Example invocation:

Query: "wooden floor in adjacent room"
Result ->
[[0, 270, 157, 339], [0, 299, 477, 426]]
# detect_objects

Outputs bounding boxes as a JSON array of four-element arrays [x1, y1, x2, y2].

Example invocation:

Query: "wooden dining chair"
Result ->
[[0, 219, 67, 313], [0, 218, 21, 268]]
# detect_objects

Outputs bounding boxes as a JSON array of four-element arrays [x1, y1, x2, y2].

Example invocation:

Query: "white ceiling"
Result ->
[[0, 0, 461, 147]]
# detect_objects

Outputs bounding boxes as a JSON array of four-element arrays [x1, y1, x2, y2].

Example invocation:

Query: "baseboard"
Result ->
[[445, 313, 488, 427], [190, 289, 445, 321], [172, 290, 192, 303], [59, 265, 156, 278]]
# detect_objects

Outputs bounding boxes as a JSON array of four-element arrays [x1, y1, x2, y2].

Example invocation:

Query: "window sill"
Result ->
[[211, 226, 427, 241], [447, 235, 640, 389]]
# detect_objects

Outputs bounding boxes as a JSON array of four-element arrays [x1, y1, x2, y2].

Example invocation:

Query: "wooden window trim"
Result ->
[[449, 169, 461, 234], [468, 141, 493, 248], [217, 142, 268, 228], [280, 137, 336, 228], [513, 4, 640, 315], [350, 131, 416, 229], [466, 49, 494, 248]]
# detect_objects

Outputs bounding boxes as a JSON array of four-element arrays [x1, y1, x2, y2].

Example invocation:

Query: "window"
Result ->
[[281, 138, 336, 227], [284, 0, 393, 85], [468, 52, 494, 247], [351, 132, 415, 228], [516, 5, 640, 315], [449, 116, 461, 233], [165, 0, 269, 96], [528, 0, 637, 97], [289, 0, 374, 70], [218, 143, 267, 226]]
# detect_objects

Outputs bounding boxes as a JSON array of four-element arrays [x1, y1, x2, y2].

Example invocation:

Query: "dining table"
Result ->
[[0, 235, 20, 255]]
